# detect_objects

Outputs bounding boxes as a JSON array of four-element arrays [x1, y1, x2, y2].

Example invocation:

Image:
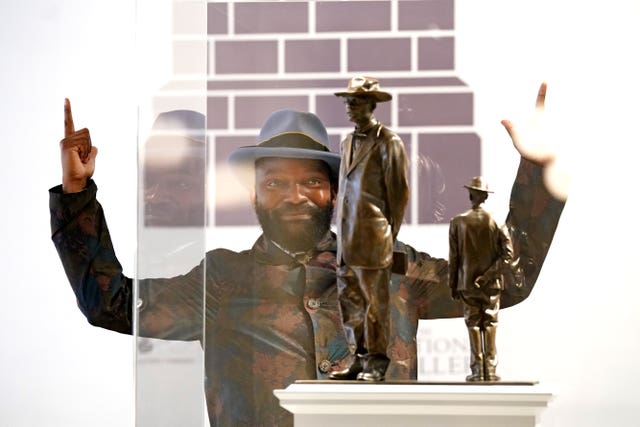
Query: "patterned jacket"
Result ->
[[49, 158, 564, 426]]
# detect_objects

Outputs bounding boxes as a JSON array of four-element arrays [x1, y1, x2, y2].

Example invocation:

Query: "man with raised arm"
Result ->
[[50, 84, 564, 426]]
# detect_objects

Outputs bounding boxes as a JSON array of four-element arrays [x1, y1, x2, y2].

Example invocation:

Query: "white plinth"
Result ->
[[274, 381, 553, 427]]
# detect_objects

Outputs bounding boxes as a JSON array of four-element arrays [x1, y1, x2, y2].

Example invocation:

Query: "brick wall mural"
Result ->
[[161, 0, 481, 228]]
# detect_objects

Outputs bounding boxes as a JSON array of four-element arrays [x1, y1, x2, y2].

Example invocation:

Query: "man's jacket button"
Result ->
[[307, 298, 321, 309], [318, 359, 331, 373]]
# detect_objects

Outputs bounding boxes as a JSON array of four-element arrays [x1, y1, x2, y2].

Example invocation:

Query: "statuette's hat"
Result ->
[[334, 76, 392, 102], [464, 176, 493, 193]]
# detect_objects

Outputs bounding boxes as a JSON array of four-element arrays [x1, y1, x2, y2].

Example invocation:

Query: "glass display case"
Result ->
[[135, 1, 208, 426], [133, 1, 492, 425]]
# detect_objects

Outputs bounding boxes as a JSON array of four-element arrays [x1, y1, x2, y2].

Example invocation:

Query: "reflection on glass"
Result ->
[[135, 1, 208, 425], [143, 110, 206, 227], [136, 108, 207, 427]]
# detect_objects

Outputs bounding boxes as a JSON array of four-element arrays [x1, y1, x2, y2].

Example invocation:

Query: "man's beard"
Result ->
[[255, 201, 333, 253]]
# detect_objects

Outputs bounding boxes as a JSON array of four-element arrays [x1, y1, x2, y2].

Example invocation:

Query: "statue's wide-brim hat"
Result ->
[[464, 176, 493, 193], [334, 76, 392, 102], [228, 109, 340, 186]]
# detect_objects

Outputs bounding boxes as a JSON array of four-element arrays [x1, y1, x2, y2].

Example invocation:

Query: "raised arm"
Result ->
[[499, 82, 565, 307], [52, 99, 133, 332], [60, 98, 97, 193], [51, 100, 205, 341], [407, 82, 565, 318]]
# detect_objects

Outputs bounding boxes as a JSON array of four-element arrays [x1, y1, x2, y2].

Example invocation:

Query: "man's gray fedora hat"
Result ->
[[228, 109, 341, 186]]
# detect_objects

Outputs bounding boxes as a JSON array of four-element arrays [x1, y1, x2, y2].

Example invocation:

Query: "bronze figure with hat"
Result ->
[[329, 76, 410, 382], [449, 176, 513, 381]]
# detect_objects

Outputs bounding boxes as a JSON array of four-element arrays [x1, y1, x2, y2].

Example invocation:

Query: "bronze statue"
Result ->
[[448, 177, 514, 381], [330, 76, 410, 381]]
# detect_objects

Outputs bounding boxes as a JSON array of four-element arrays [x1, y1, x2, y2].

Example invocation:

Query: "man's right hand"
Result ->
[[60, 98, 97, 193]]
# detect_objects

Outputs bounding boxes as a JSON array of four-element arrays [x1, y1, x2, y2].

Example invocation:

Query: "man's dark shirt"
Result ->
[[49, 158, 564, 426]]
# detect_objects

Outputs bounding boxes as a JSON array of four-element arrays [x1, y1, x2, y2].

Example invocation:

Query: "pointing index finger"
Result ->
[[64, 98, 75, 137], [535, 82, 547, 113]]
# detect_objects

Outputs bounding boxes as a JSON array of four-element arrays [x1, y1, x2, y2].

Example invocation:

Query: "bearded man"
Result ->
[[51, 85, 564, 426]]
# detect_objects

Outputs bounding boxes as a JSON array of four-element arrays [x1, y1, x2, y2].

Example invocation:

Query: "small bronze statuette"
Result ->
[[331, 76, 410, 381], [449, 177, 514, 382]]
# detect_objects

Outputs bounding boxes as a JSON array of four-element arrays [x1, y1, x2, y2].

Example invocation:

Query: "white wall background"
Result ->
[[1, 1, 639, 426]]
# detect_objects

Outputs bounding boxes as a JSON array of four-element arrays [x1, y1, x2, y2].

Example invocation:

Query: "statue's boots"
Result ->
[[329, 353, 364, 380], [357, 354, 390, 382], [466, 326, 484, 382], [483, 325, 500, 381]]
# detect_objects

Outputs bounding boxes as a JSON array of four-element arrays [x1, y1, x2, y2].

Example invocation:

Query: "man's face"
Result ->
[[344, 96, 374, 124], [254, 157, 335, 252], [144, 167, 205, 226]]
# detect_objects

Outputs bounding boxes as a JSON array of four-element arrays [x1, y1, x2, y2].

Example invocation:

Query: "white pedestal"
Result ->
[[274, 381, 553, 427]]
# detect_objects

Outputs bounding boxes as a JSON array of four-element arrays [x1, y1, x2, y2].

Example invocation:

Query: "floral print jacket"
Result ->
[[49, 158, 564, 426]]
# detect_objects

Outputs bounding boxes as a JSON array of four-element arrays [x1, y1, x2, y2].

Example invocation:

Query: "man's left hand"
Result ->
[[501, 82, 568, 201]]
